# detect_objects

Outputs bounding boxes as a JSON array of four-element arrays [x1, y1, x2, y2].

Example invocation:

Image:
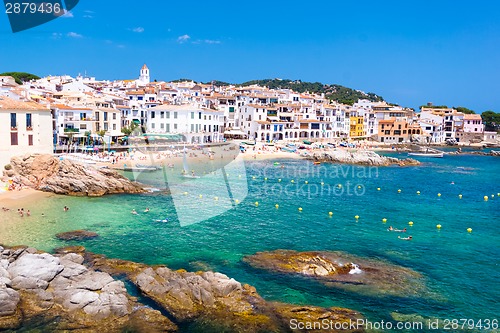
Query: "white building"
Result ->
[[147, 104, 224, 143], [0, 96, 53, 168], [137, 64, 150, 86]]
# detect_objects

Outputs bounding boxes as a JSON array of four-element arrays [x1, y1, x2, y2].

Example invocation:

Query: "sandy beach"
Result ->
[[0, 188, 54, 210]]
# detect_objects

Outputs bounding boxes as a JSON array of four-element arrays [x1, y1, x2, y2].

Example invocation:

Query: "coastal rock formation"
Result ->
[[312, 150, 420, 166], [244, 250, 427, 297], [56, 230, 99, 241], [4, 154, 145, 197], [0, 245, 365, 332], [0, 245, 177, 332]]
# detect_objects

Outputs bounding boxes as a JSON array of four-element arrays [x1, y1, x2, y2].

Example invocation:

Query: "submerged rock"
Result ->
[[5, 154, 145, 197], [312, 150, 420, 166], [56, 230, 99, 241], [244, 250, 427, 297]]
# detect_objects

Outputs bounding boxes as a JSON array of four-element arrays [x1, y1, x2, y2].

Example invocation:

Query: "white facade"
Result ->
[[147, 104, 224, 143], [0, 97, 53, 168]]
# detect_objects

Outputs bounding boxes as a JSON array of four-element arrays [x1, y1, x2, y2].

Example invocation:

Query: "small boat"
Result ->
[[313, 161, 321, 165], [408, 152, 444, 158]]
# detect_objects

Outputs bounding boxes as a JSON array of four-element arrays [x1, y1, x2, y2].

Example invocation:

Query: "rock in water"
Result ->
[[56, 230, 99, 241], [312, 149, 420, 166], [5, 154, 144, 197]]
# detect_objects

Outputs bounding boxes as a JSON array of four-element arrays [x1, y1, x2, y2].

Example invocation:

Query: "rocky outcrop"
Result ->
[[244, 250, 427, 297], [312, 150, 420, 166], [0, 245, 177, 332], [4, 154, 145, 197], [56, 230, 99, 241]]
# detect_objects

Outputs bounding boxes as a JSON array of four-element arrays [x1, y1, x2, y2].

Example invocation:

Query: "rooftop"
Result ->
[[0, 96, 49, 111]]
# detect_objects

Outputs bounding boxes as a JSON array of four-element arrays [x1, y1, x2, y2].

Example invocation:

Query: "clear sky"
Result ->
[[1, 0, 499, 112]]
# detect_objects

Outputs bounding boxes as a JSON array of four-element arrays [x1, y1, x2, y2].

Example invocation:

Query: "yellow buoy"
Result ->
[[382, 218, 387, 223], [226, 173, 229, 176], [252, 176, 256, 180], [409, 221, 414, 226], [491, 194, 495, 198], [239, 175, 242, 178], [214, 196, 218, 201], [398, 189, 402, 193], [183, 192, 188, 195], [298, 207, 303, 212], [305, 181, 308, 184], [255, 201, 259, 207], [459, 194, 463, 199], [416, 191, 420, 195], [436, 224, 442, 229], [437, 193, 441, 197], [357, 185, 361, 189], [264, 177, 268, 181], [278, 179, 282, 182], [291, 180, 295, 183], [338, 184, 342, 188], [484, 196, 489, 201], [328, 211, 333, 216], [467, 228, 472, 233], [497, 193, 500, 197], [321, 182, 324, 186], [275, 204, 279, 209], [377, 187, 381, 191], [235, 199, 239, 204], [199, 194, 203, 198], [355, 215, 360, 220]]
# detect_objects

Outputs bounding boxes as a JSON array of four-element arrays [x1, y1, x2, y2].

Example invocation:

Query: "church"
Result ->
[[136, 64, 150, 86]]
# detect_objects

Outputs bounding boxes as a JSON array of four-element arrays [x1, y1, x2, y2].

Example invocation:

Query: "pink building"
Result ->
[[462, 114, 483, 133]]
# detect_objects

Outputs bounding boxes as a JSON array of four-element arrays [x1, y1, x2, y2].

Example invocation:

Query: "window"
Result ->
[[191, 124, 194, 132], [166, 124, 170, 132], [80, 124, 87, 129], [161, 112, 165, 119], [166, 112, 170, 119], [95, 112, 100, 121], [113, 113, 116, 120], [26, 113, 32, 129], [104, 123, 108, 130], [10, 113, 16, 129], [191, 112, 194, 119], [104, 112, 108, 121], [174, 112, 178, 119], [152, 123, 155, 129], [11, 132, 18, 145], [28, 135, 33, 146], [113, 124, 116, 130], [160, 123, 164, 129], [138, 96, 143, 100], [151, 111, 155, 119], [173, 123, 177, 130]]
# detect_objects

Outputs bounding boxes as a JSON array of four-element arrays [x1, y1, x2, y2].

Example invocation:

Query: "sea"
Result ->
[[1, 150, 499, 332]]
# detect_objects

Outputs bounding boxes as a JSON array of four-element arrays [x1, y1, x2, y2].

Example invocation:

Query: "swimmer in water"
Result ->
[[131, 209, 138, 215], [144, 208, 150, 213], [394, 228, 407, 232], [398, 236, 412, 241], [154, 218, 168, 223], [387, 226, 394, 231]]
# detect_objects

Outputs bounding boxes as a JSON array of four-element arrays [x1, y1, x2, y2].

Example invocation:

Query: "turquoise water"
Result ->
[[1, 153, 499, 331]]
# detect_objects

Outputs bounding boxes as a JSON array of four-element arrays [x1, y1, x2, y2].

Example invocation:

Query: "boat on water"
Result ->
[[313, 161, 321, 165], [408, 152, 444, 158]]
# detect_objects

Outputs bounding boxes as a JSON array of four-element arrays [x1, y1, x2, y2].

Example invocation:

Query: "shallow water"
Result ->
[[1, 153, 499, 331]]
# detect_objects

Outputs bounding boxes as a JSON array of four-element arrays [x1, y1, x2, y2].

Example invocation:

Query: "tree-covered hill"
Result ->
[[0, 72, 40, 85]]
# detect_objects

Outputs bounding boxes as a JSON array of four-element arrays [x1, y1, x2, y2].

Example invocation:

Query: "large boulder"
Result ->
[[312, 149, 420, 166], [56, 230, 99, 241], [6, 154, 145, 197]]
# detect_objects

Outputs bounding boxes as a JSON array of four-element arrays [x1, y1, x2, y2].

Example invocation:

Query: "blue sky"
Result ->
[[1, 0, 499, 112]]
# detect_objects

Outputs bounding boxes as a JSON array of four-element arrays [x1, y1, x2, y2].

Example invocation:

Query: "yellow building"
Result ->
[[349, 116, 365, 138]]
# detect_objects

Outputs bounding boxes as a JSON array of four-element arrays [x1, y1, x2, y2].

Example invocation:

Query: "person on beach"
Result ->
[[398, 236, 412, 240], [27, 210, 31, 217]]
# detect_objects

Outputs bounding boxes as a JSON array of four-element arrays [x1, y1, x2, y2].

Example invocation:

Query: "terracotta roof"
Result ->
[[463, 114, 482, 120], [141, 64, 148, 70], [52, 104, 92, 110], [0, 96, 49, 111]]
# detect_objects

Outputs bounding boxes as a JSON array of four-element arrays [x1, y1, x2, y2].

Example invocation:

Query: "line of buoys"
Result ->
[[408, 221, 414, 226], [252, 176, 256, 180], [467, 228, 472, 233], [436, 224, 442, 229], [338, 184, 342, 188], [437, 193, 441, 197], [275, 204, 279, 209], [305, 181, 308, 184], [199, 194, 203, 198], [183, 192, 188, 195], [459, 194, 463, 199], [321, 182, 324, 186], [328, 211, 333, 216], [491, 194, 495, 198], [497, 193, 500, 197], [235, 199, 239, 204], [278, 179, 282, 182], [264, 177, 268, 181], [382, 218, 387, 223], [291, 180, 295, 183], [255, 201, 259, 207], [377, 187, 381, 191], [416, 191, 420, 195], [355, 215, 360, 220], [484, 196, 489, 201], [357, 185, 362, 189], [298, 207, 303, 212], [214, 196, 218, 201], [398, 189, 402, 193]]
